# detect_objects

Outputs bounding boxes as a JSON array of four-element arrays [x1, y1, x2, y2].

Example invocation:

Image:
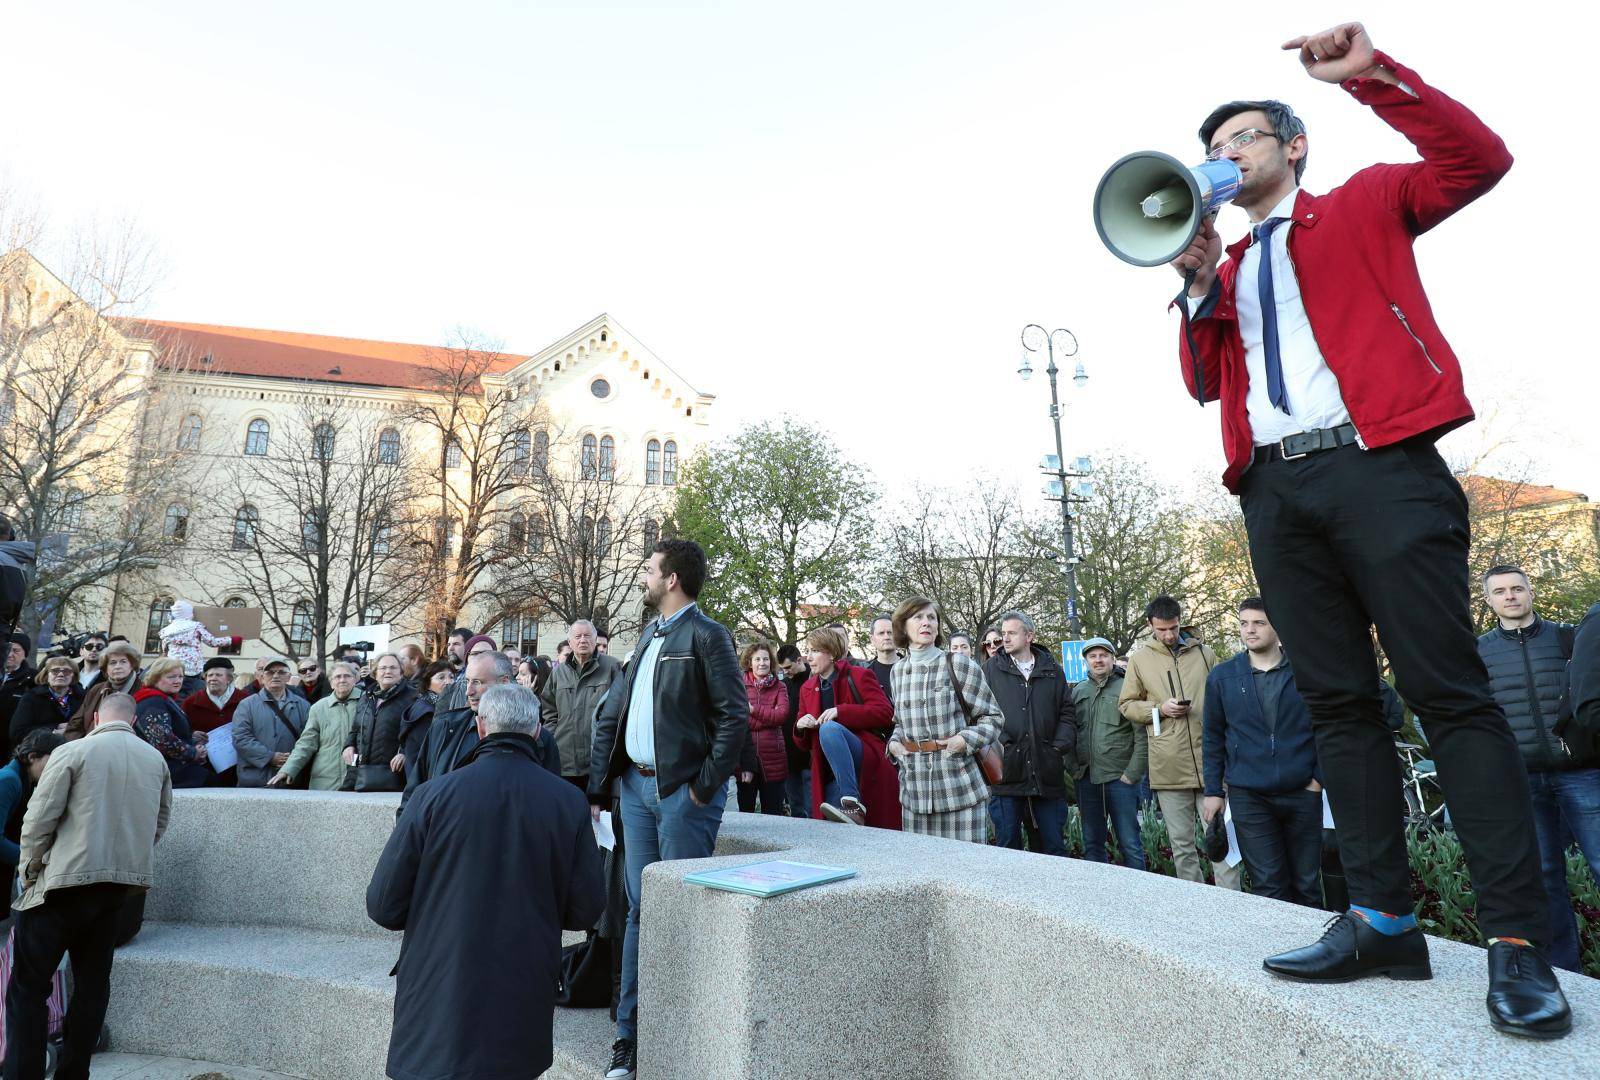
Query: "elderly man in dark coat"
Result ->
[[367, 683, 604, 1080]]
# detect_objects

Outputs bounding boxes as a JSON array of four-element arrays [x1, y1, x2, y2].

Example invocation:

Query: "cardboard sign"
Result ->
[[195, 605, 262, 640]]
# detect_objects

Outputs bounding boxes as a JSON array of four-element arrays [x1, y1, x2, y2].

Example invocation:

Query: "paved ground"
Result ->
[[83, 1055, 303, 1079]]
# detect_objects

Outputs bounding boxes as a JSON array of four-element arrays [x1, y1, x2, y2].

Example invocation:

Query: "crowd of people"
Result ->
[[0, 536, 1597, 1078]]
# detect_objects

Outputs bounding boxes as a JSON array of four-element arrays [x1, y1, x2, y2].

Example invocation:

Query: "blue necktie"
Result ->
[[1255, 216, 1290, 414]]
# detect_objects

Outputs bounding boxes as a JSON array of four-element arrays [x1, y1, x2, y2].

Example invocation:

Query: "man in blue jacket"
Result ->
[[1202, 598, 1323, 908]]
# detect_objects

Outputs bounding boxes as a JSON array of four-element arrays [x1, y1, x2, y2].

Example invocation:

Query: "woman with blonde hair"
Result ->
[[886, 597, 1002, 842], [793, 626, 899, 827], [132, 657, 211, 788]]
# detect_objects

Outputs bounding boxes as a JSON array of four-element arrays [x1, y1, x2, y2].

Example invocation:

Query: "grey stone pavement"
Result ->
[[81, 1055, 301, 1079]]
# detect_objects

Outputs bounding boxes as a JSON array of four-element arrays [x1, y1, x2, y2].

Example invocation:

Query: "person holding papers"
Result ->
[[1201, 598, 1325, 907]]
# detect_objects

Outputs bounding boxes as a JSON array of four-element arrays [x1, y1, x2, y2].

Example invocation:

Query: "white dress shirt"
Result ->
[[1192, 189, 1351, 445]]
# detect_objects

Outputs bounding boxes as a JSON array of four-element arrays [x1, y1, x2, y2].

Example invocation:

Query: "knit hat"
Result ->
[[8, 632, 30, 656], [202, 656, 235, 673], [465, 634, 498, 654]]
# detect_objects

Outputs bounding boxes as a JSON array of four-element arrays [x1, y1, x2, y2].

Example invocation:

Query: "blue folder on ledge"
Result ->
[[682, 860, 858, 898]]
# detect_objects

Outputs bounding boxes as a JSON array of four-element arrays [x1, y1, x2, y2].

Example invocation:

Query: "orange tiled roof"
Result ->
[[114, 319, 528, 391], [1461, 474, 1588, 514]]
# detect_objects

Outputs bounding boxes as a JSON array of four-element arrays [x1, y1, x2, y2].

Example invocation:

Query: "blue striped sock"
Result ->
[[1350, 905, 1417, 935]]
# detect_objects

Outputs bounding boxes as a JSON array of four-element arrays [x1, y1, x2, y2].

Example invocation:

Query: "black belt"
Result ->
[[1252, 422, 1360, 465]]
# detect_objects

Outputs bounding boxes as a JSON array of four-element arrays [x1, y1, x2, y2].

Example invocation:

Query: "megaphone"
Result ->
[[1092, 153, 1243, 267]]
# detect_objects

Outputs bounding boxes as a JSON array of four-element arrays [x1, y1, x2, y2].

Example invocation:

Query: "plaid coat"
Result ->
[[889, 647, 1002, 815]]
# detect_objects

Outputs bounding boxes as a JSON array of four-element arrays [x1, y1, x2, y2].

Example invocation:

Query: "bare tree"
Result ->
[[209, 399, 430, 662], [879, 482, 1055, 646], [1070, 454, 1198, 657], [1183, 475, 1259, 649], [0, 241, 187, 641], [497, 426, 665, 640], [405, 333, 545, 653]]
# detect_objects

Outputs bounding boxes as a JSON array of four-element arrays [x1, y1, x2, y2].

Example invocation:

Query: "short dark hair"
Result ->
[[1482, 564, 1528, 587], [776, 643, 801, 664], [1199, 99, 1307, 183], [1238, 596, 1269, 617], [14, 728, 64, 767], [652, 539, 708, 599], [871, 614, 893, 632], [596, 630, 609, 641], [1145, 595, 1182, 622], [448, 627, 474, 643]]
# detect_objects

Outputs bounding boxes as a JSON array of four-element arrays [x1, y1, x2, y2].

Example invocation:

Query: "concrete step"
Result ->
[[80, 1053, 305, 1079], [106, 921, 617, 1079]]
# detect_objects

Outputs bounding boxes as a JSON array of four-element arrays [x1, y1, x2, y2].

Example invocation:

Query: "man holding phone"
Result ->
[[1119, 595, 1237, 888]]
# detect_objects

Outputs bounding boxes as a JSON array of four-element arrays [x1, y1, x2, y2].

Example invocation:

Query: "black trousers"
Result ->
[[4, 883, 130, 1080], [1228, 786, 1324, 907], [1239, 439, 1546, 940]]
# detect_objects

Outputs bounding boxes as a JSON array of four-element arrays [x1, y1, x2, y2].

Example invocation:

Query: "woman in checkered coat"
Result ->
[[886, 597, 1002, 843]]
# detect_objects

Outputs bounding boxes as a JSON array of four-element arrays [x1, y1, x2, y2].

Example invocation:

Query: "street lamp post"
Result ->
[[1017, 324, 1088, 638]]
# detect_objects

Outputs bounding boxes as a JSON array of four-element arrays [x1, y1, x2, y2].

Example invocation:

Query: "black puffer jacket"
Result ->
[[1477, 617, 1576, 771], [347, 682, 432, 771], [981, 646, 1076, 798]]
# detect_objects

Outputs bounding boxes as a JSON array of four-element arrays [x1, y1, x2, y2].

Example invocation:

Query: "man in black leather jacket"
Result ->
[[588, 539, 746, 1080]]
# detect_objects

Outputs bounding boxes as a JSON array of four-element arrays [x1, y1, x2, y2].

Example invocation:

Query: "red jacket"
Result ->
[[181, 686, 250, 734], [794, 661, 901, 829], [744, 673, 790, 784], [1176, 52, 1511, 492]]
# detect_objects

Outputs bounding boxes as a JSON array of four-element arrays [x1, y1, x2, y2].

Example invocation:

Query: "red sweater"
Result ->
[[181, 686, 250, 733], [1176, 52, 1511, 492]]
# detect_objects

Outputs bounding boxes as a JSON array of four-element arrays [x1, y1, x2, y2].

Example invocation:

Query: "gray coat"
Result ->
[[232, 689, 310, 787], [540, 652, 622, 779]]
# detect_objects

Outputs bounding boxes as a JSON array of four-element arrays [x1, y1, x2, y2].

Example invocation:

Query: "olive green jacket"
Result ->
[[282, 688, 364, 791], [1073, 671, 1147, 785]]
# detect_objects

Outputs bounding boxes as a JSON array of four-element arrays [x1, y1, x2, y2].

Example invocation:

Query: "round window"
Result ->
[[590, 378, 612, 399]]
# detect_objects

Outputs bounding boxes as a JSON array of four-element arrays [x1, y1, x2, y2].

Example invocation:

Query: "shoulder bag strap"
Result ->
[[945, 653, 974, 722]]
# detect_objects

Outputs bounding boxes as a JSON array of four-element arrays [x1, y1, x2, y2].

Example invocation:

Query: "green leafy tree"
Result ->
[[667, 419, 877, 645]]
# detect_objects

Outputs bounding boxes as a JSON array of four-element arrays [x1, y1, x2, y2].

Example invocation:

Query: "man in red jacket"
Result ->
[[1170, 22, 1569, 1038]]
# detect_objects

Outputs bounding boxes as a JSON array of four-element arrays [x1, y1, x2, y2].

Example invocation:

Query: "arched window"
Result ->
[[49, 486, 84, 532], [597, 516, 613, 558], [645, 439, 661, 485], [434, 516, 460, 556], [177, 413, 203, 451], [508, 512, 527, 552], [594, 605, 610, 631], [643, 518, 660, 553], [444, 436, 463, 470], [289, 600, 314, 654], [533, 430, 549, 477], [302, 510, 324, 553], [311, 422, 336, 462], [598, 435, 615, 482], [370, 515, 393, 555], [581, 434, 598, 480], [232, 504, 259, 551], [244, 418, 270, 456], [511, 429, 531, 475], [580, 515, 595, 552], [0, 389, 15, 428], [163, 504, 189, 542], [144, 597, 173, 654], [377, 428, 401, 465], [662, 440, 678, 485]]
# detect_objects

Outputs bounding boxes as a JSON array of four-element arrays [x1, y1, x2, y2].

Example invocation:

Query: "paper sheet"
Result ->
[[1322, 789, 1336, 829], [593, 810, 616, 851], [1222, 800, 1243, 867], [205, 722, 237, 772]]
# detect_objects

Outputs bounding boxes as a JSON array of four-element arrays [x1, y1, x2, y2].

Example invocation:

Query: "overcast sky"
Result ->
[[7, 1, 1598, 506]]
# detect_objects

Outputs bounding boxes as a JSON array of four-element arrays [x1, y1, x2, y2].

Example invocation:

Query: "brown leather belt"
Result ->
[[900, 739, 950, 753], [634, 764, 657, 777]]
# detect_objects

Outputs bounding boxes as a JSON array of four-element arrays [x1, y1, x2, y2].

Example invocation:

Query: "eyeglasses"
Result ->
[[298, 666, 317, 675], [1206, 128, 1279, 160]]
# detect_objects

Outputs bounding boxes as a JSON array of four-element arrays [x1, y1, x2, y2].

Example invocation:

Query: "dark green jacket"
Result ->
[[1073, 671, 1147, 785]]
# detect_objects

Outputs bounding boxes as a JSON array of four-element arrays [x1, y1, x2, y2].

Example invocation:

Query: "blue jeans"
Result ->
[[1227, 786, 1324, 907], [818, 721, 863, 805], [617, 767, 727, 1039], [785, 768, 812, 818], [1078, 776, 1146, 871], [1527, 767, 1600, 972], [989, 795, 1068, 856]]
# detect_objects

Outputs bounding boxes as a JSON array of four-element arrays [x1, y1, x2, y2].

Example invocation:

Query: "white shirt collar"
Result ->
[[1256, 188, 1300, 230]]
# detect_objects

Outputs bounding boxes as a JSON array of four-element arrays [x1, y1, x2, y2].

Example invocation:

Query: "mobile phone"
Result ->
[[1176, 699, 1191, 707]]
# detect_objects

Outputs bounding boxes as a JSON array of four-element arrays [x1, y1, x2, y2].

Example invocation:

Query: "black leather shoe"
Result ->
[[1486, 941, 1571, 1040], [1263, 913, 1432, 983]]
